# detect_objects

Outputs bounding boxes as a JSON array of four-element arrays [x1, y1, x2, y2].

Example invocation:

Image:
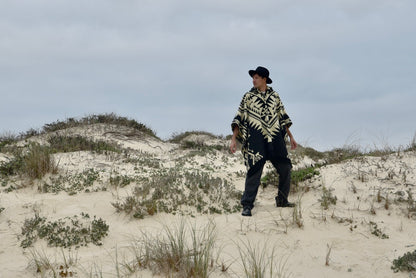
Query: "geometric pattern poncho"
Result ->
[[231, 86, 293, 171]]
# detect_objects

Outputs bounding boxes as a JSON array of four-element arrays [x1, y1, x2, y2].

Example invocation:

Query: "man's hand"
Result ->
[[230, 126, 239, 153], [230, 138, 237, 153], [290, 137, 297, 150], [286, 126, 297, 150]]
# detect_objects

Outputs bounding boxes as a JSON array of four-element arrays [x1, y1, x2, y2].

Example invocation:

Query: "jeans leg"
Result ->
[[241, 161, 265, 209], [270, 159, 292, 203]]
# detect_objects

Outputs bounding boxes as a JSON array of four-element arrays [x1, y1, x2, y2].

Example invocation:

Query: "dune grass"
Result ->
[[43, 113, 157, 138], [48, 135, 121, 154], [27, 247, 79, 277], [236, 239, 292, 278], [169, 131, 220, 143], [0, 113, 158, 144], [125, 218, 217, 277], [0, 143, 57, 180]]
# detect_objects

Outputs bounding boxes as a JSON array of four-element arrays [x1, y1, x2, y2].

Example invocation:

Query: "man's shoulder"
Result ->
[[242, 87, 257, 97]]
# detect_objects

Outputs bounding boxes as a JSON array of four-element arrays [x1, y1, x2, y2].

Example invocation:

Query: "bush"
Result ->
[[126, 219, 216, 277], [21, 212, 109, 249], [324, 146, 362, 164], [261, 166, 319, 192], [40, 168, 101, 194], [319, 186, 337, 210], [406, 133, 416, 152], [169, 131, 219, 143], [392, 250, 416, 272], [23, 144, 58, 179], [236, 240, 291, 278], [0, 154, 24, 177], [0, 143, 57, 180], [43, 113, 157, 138], [48, 135, 121, 154], [112, 168, 242, 218], [0, 134, 18, 152]]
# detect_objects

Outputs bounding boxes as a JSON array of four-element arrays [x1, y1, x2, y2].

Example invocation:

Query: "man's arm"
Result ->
[[286, 126, 297, 150], [230, 126, 239, 153]]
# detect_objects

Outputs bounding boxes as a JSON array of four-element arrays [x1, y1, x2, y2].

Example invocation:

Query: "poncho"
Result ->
[[231, 86, 292, 171]]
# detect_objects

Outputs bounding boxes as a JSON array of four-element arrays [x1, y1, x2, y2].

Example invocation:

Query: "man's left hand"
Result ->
[[290, 137, 297, 150]]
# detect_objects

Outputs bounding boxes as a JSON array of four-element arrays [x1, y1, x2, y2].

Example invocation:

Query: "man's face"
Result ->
[[252, 74, 267, 89]]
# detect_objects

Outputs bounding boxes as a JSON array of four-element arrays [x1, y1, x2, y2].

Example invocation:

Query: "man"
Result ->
[[230, 66, 297, 217]]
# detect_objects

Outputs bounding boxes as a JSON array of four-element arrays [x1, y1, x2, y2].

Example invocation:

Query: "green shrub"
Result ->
[[324, 146, 362, 164], [0, 155, 24, 177], [112, 168, 242, 218], [40, 168, 101, 194], [319, 186, 337, 210], [302, 147, 325, 160], [110, 174, 134, 187], [21, 212, 109, 248], [43, 113, 157, 138], [48, 135, 121, 154], [0, 143, 57, 180], [291, 167, 320, 191], [0, 134, 18, 152], [261, 166, 319, 192], [392, 250, 416, 272], [169, 131, 219, 143], [409, 135, 416, 151], [369, 221, 389, 239]]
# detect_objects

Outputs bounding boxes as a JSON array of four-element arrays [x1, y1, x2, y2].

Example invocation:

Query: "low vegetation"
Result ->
[[112, 168, 242, 218], [319, 186, 337, 210], [369, 221, 389, 239], [125, 219, 217, 277], [261, 166, 319, 192], [392, 250, 416, 272], [27, 248, 78, 278], [0, 143, 57, 180], [0, 134, 18, 152], [21, 212, 109, 249], [169, 131, 220, 143], [40, 168, 102, 195], [237, 240, 291, 278], [0, 113, 157, 144], [43, 113, 158, 138], [48, 135, 121, 154]]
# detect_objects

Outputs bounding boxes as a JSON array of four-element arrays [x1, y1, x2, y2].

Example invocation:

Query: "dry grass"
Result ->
[[23, 143, 58, 180], [48, 135, 121, 154], [26, 248, 78, 277], [1, 143, 57, 180], [236, 239, 292, 278], [125, 218, 217, 277], [43, 113, 157, 138]]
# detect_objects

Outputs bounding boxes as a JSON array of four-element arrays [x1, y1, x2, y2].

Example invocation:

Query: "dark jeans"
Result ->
[[241, 157, 292, 210]]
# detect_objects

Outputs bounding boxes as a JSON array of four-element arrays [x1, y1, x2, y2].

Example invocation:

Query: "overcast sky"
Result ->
[[1, 0, 415, 151]]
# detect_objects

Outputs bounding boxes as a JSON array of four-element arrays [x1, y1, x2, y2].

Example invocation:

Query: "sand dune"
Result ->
[[1, 120, 415, 277]]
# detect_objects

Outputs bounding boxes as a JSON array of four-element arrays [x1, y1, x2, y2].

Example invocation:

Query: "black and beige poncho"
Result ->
[[231, 86, 292, 171]]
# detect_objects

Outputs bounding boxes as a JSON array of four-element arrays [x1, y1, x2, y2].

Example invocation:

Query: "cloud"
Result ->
[[1, 0, 415, 150]]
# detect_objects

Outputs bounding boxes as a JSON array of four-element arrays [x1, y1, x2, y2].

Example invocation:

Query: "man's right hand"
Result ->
[[230, 138, 237, 153], [230, 126, 239, 153]]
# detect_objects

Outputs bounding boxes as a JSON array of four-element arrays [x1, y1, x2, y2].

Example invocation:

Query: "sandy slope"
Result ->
[[0, 125, 415, 277]]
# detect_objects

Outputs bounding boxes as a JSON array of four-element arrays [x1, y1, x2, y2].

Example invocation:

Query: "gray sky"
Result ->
[[1, 0, 415, 151]]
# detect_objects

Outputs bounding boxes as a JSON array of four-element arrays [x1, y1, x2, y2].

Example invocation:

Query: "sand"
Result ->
[[1, 124, 415, 277]]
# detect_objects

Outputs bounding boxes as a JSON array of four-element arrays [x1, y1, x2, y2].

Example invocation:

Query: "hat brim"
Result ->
[[248, 70, 272, 84]]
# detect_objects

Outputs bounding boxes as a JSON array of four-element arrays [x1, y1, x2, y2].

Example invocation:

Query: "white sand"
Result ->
[[0, 125, 415, 277]]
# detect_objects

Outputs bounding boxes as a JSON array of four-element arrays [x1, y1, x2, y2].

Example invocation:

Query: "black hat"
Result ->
[[249, 66, 272, 84]]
